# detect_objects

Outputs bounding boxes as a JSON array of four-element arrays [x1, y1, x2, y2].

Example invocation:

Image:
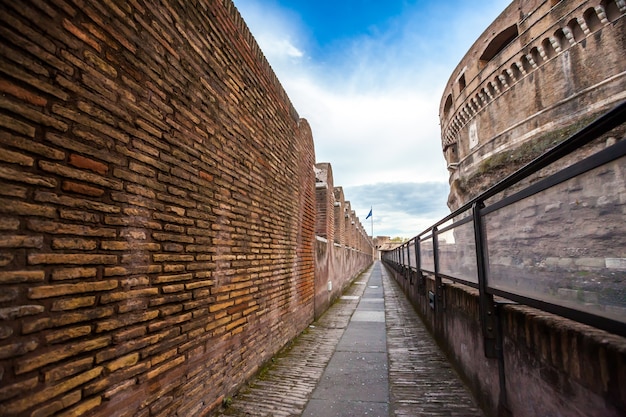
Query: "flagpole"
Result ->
[[370, 209, 373, 238]]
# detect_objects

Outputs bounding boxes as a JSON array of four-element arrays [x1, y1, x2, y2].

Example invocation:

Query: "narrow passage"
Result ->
[[214, 261, 484, 416]]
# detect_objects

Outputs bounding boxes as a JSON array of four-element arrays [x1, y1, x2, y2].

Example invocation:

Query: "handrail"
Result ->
[[383, 101, 626, 338], [418, 101, 626, 237]]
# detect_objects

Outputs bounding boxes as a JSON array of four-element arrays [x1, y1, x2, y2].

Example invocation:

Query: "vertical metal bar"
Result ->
[[405, 243, 410, 281], [432, 227, 442, 312], [414, 236, 421, 291], [472, 201, 498, 358]]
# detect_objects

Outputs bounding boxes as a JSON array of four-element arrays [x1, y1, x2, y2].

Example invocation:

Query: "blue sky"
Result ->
[[233, 0, 511, 238]]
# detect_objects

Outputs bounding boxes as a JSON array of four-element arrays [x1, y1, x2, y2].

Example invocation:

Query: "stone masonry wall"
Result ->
[[440, 0, 626, 209], [0, 1, 317, 416]]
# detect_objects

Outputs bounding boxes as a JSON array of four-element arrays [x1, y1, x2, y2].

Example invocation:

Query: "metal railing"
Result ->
[[382, 102, 626, 344]]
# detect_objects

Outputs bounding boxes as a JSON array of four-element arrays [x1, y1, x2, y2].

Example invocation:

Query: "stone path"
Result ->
[[213, 261, 484, 417]]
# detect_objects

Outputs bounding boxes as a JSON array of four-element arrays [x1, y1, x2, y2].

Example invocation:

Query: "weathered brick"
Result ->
[[44, 325, 92, 344], [0, 234, 43, 248], [100, 288, 159, 303], [0, 196, 56, 216], [0, 324, 13, 339], [51, 267, 97, 281], [63, 18, 101, 52], [28, 280, 118, 299], [62, 180, 105, 196], [96, 310, 159, 333], [0, 305, 44, 320], [0, 181, 27, 198], [59, 208, 101, 223], [39, 160, 122, 190], [29, 390, 82, 417], [23, 307, 114, 334], [143, 355, 185, 382], [0, 113, 36, 137], [68, 153, 108, 174], [28, 253, 118, 265], [44, 357, 94, 383], [0, 339, 38, 360], [27, 219, 117, 236], [0, 131, 65, 160], [0, 367, 102, 414], [57, 395, 102, 416], [0, 270, 45, 284], [0, 95, 68, 131], [44, 132, 125, 165], [15, 337, 110, 374], [0, 218, 21, 232], [153, 273, 193, 284], [52, 237, 98, 250], [0, 79, 47, 106], [105, 352, 139, 372], [0, 375, 38, 401], [51, 296, 97, 311], [0, 147, 34, 166]]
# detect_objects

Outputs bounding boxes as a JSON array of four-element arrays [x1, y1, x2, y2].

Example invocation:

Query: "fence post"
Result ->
[[432, 226, 443, 313], [472, 201, 497, 358]]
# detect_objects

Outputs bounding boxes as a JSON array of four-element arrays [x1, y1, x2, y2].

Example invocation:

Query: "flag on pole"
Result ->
[[365, 208, 372, 220]]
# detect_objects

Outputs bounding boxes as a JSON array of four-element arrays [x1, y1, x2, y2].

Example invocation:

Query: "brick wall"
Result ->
[[314, 164, 373, 318], [0, 0, 317, 416]]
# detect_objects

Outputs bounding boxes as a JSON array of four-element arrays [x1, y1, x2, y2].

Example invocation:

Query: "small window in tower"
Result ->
[[443, 94, 453, 118], [458, 74, 466, 92], [584, 7, 602, 32]]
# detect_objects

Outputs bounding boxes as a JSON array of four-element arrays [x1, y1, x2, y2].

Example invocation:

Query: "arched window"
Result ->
[[521, 55, 533, 73], [481, 87, 492, 102], [443, 94, 453, 119], [554, 28, 570, 50], [510, 63, 522, 80], [542, 38, 557, 58], [458, 74, 466, 93], [500, 71, 512, 89], [530, 47, 543, 66], [479, 25, 519, 64], [584, 7, 603, 31], [602, 0, 622, 22], [493, 77, 503, 94], [567, 18, 585, 42]]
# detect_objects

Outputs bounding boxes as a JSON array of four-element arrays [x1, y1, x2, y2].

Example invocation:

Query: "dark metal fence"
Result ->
[[382, 102, 626, 347]]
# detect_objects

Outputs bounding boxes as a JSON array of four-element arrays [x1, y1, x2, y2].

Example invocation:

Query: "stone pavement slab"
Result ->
[[302, 262, 389, 417]]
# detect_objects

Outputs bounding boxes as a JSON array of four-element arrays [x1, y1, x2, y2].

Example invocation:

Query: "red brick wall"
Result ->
[[0, 0, 316, 416], [313, 164, 372, 318]]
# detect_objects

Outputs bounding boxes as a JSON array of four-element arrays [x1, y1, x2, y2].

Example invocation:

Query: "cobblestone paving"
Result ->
[[381, 264, 485, 417], [213, 266, 372, 417]]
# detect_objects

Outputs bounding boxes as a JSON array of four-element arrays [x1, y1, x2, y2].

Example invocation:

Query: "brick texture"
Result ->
[[0, 0, 320, 415]]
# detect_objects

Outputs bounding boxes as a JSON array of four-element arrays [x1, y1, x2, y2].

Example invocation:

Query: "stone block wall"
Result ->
[[0, 1, 318, 416]]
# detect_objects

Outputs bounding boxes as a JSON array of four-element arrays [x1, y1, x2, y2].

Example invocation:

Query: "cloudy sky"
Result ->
[[233, 0, 511, 238]]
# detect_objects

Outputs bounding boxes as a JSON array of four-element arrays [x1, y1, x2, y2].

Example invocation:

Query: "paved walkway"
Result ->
[[214, 261, 484, 417]]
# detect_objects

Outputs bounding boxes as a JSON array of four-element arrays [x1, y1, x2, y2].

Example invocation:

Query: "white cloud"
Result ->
[[233, 0, 511, 237]]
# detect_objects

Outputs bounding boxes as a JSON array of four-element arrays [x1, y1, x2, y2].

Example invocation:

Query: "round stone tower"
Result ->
[[440, 0, 626, 209]]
